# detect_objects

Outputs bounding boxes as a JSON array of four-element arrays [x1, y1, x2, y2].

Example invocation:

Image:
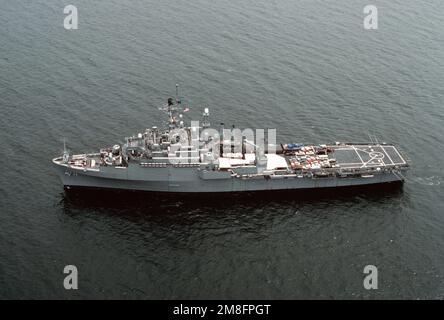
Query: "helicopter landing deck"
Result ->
[[333, 144, 407, 170]]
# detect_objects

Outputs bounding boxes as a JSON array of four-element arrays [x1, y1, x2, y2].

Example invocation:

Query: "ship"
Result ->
[[52, 90, 409, 193]]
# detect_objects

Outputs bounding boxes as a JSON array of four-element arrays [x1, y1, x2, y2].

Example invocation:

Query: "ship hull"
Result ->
[[53, 159, 404, 193]]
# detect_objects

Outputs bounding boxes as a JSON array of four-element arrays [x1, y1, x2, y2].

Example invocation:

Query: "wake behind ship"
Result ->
[[52, 94, 409, 193]]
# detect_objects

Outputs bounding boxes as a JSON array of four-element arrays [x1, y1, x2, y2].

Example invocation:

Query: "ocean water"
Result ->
[[1, 0, 444, 299]]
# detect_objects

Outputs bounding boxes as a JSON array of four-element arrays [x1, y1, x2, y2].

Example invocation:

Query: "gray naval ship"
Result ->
[[53, 92, 409, 193]]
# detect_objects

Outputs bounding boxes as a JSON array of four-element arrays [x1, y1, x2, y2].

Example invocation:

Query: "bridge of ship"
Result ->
[[332, 144, 407, 169]]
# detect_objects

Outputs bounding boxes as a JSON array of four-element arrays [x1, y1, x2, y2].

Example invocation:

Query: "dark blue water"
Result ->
[[1, 0, 444, 299]]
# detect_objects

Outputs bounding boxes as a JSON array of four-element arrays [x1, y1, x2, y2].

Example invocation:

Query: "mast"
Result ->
[[175, 83, 179, 104], [62, 138, 69, 163], [160, 85, 183, 130]]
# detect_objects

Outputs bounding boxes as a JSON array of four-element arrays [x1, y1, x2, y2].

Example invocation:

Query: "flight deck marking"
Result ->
[[353, 146, 386, 168], [352, 146, 368, 168], [391, 146, 407, 165], [380, 146, 395, 165], [361, 152, 385, 168]]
